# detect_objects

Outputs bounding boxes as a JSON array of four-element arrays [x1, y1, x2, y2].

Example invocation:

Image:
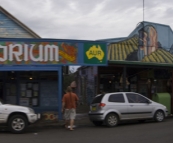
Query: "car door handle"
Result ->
[[130, 105, 134, 106]]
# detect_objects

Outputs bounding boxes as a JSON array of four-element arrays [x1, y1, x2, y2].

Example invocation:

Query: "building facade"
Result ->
[[0, 7, 107, 120], [76, 21, 173, 114]]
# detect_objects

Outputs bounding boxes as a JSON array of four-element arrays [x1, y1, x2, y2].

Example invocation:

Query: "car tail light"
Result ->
[[99, 103, 106, 107]]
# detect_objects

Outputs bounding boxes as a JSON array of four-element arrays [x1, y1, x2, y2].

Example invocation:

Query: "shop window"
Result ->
[[19, 71, 39, 80], [7, 71, 16, 80], [129, 76, 137, 92], [20, 82, 39, 107], [99, 74, 117, 93], [6, 82, 17, 104], [39, 71, 58, 80]]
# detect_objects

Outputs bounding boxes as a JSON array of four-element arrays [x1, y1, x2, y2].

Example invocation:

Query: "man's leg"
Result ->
[[64, 109, 70, 128], [70, 119, 74, 130], [65, 120, 69, 128], [69, 109, 76, 130]]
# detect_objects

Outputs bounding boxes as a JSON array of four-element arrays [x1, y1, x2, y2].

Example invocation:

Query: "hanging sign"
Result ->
[[0, 40, 107, 66], [84, 43, 107, 65]]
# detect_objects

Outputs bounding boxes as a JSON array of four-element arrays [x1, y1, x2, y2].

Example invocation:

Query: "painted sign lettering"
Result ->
[[0, 42, 78, 65], [0, 44, 59, 62]]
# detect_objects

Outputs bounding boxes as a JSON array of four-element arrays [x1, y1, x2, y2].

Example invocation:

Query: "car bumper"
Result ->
[[88, 112, 104, 121], [27, 113, 41, 123], [165, 110, 168, 117]]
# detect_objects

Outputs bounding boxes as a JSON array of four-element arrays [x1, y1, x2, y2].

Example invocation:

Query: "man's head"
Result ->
[[66, 86, 72, 92]]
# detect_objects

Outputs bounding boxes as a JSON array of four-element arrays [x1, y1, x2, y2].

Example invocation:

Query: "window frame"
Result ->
[[108, 93, 125, 103], [126, 93, 149, 103]]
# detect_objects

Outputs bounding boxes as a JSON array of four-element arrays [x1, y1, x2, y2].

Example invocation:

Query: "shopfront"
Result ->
[[0, 38, 107, 119], [98, 65, 172, 99], [98, 21, 173, 113], [76, 21, 173, 114]]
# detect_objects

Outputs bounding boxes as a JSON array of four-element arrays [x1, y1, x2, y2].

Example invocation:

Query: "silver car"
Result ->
[[88, 92, 168, 127]]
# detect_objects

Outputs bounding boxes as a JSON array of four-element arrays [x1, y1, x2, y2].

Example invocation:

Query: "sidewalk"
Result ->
[[30, 113, 92, 128], [30, 112, 173, 129], [30, 105, 92, 128]]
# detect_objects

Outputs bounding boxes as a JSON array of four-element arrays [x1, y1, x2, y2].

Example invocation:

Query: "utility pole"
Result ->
[[143, 0, 144, 22]]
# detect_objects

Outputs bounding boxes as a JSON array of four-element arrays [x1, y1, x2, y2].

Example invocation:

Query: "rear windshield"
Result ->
[[91, 94, 104, 104]]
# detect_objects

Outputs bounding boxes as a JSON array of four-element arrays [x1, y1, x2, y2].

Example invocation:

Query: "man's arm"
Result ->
[[75, 94, 79, 107], [62, 96, 66, 112], [62, 102, 65, 113]]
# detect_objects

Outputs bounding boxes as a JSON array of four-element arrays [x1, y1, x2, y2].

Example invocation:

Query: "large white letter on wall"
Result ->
[[44, 45, 59, 61], [30, 44, 43, 61], [9, 44, 22, 61], [0, 45, 7, 61]]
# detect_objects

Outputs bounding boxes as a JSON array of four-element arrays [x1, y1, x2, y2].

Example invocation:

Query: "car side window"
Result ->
[[126, 93, 148, 103], [137, 94, 148, 103], [108, 94, 125, 103]]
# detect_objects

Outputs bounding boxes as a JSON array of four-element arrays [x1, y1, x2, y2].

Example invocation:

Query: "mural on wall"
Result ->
[[86, 79, 95, 105], [76, 66, 98, 105], [108, 24, 173, 63]]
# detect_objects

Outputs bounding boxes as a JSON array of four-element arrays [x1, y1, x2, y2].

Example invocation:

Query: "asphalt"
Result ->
[[29, 113, 173, 129]]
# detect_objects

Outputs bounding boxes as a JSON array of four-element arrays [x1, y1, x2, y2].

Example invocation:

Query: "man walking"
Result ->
[[62, 86, 79, 131]]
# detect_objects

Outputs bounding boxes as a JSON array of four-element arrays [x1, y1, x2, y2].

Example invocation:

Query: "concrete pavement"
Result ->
[[30, 113, 92, 128]]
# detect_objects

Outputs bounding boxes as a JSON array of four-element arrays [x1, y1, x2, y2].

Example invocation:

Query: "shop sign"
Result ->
[[84, 43, 107, 65], [0, 42, 78, 65]]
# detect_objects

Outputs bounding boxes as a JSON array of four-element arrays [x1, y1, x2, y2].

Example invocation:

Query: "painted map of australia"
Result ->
[[86, 45, 104, 61]]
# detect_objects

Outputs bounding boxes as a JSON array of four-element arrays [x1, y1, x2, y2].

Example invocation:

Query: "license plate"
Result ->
[[92, 107, 96, 111]]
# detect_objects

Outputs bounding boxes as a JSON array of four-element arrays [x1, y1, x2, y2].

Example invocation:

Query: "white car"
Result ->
[[89, 92, 168, 127], [0, 99, 40, 133]]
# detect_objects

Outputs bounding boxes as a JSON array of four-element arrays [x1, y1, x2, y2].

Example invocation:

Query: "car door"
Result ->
[[126, 93, 153, 119], [107, 93, 129, 120]]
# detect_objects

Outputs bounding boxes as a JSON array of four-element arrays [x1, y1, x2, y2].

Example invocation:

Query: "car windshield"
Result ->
[[91, 94, 104, 104]]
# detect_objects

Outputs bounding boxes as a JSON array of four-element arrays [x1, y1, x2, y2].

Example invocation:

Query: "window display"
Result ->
[[20, 82, 39, 107]]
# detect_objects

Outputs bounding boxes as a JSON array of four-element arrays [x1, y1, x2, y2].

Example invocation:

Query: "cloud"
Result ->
[[1, 0, 173, 40]]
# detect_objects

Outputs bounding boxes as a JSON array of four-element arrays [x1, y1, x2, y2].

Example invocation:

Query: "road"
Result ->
[[1, 118, 173, 143]]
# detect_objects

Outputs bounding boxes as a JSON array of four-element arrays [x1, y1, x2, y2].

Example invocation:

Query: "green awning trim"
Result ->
[[108, 60, 173, 67]]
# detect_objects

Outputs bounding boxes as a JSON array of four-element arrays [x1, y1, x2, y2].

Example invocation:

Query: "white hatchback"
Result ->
[[88, 92, 168, 127], [0, 99, 40, 133]]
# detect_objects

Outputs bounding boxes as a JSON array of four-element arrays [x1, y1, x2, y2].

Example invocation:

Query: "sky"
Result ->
[[1, 0, 173, 41]]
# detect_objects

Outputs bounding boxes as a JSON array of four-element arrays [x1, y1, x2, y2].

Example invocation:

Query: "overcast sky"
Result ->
[[1, 0, 173, 40]]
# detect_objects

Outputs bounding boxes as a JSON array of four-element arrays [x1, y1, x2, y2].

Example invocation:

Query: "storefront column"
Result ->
[[16, 72, 20, 105], [171, 70, 173, 114], [123, 66, 126, 91], [58, 68, 63, 120]]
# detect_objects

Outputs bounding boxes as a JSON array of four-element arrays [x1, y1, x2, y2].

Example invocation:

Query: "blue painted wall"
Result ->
[[0, 11, 35, 38]]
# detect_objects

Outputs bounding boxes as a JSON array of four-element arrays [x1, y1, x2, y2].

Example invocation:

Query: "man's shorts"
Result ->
[[64, 108, 76, 120]]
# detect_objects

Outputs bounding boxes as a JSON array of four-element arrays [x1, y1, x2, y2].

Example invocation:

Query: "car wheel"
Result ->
[[8, 115, 28, 134], [105, 113, 119, 127], [92, 121, 103, 126], [154, 110, 165, 122]]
